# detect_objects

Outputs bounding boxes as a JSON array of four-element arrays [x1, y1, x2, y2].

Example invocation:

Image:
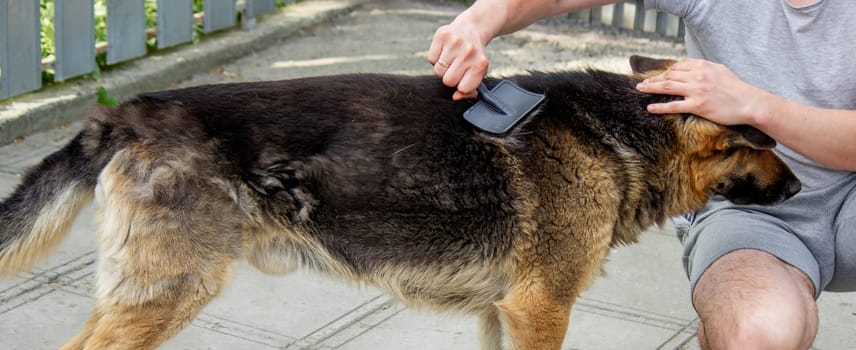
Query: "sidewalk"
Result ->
[[0, 0, 853, 349]]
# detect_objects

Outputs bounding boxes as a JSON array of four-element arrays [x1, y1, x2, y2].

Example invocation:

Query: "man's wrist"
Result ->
[[455, 5, 502, 45], [745, 88, 778, 129]]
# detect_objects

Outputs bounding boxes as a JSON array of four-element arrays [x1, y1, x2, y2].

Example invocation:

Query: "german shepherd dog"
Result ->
[[0, 56, 799, 349]]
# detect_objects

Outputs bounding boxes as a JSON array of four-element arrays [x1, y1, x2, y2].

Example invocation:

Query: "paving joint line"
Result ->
[[191, 313, 296, 348], [0, 251, 95, 306], [0, 167, 21, 176], [283, 294, 392, 349], [575, 297, 691, 330], [655, 323, 698, 350], [328, 304, 406, 349]]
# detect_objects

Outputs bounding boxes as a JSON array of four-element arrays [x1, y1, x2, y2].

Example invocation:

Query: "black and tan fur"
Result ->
[[0, 56, 799, 349]]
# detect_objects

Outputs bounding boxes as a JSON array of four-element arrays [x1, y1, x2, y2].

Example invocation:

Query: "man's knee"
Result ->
[[693, 249, 818, 350], [699, 307, 818, 350]]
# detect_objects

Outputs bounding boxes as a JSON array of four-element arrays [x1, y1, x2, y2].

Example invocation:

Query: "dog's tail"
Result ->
[[0, 129, 105, 274]]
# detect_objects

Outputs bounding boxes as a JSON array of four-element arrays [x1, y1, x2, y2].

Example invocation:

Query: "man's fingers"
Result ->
[[453, 90, 478, 100], [427, 27, 451, 64], [426, 26, 489, 100], [637, 78, 692, 95], [646, 100, 692, 114], [457, 68, 485, 97]]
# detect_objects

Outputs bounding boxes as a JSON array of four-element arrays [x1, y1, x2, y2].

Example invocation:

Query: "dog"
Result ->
[[0, 55, 800, 350]]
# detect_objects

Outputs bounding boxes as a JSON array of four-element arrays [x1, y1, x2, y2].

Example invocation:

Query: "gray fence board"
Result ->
[[612, 2, 624, 28], [106, 0, 146, 65], [569, 1, 684, 38], [0, 0, 41, 99], [634, 1, 646, 31], [247, 0, 277, 18], [55, 0, 95, 81], [157, 0, 193, 49], [655, 12, 670, 36], [590, 6, 602, 23], [204, 0, 236, 33]]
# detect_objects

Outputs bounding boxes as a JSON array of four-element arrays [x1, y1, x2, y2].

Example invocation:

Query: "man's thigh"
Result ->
[[683, 208, 823, 297]]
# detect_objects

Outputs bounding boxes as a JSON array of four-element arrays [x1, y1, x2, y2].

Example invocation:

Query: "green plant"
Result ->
[[96, 86, 118, 107], [39, 1, 55, 59]]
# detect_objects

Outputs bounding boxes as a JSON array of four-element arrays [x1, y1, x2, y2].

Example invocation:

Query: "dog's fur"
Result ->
[[0, 56, 799, 349]]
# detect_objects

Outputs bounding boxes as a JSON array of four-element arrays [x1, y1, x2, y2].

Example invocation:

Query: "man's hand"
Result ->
[[635, 58, 770, 127], [427, 17, 490, 100]]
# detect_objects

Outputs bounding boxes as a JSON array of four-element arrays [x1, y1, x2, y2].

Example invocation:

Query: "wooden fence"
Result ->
[[571, 1, 685, 38], [0, 0, 286, 100]]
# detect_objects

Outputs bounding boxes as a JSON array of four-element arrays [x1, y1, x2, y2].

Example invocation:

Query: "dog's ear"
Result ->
[[629, 55, 677, 77], [727, 125, 777, 149]]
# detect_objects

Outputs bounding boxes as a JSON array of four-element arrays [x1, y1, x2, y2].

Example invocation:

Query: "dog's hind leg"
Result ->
[[478, 306, 505, 350], [67, 226, 237, 350], [59, 308, 104, 350], [67, 266, 231, 350], [60, 153, 243, 349]]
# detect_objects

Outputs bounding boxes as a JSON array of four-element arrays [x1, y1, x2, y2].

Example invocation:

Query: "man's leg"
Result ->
[[693, 249, 818, 350]]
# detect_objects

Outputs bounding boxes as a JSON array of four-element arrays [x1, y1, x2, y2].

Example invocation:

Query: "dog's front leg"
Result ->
[[478, 306, 505, 350], [494, 282, 574, 350]]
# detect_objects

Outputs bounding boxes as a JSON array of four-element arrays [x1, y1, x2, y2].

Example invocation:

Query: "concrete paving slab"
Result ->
[[564, 309, 686, 350], [199, 267, 384, 346], [336, 301, 687, 350], [0, 275, 29, 302], [0, 288, 94, 350], [0, 123, 80, 172], [0, 286, 280, 350], [582, 226, 697, 322], [334, 309, 479, 350], [160, 323, 285, 350], [0, 170, 20, 196], [813, 292, 856, 350]]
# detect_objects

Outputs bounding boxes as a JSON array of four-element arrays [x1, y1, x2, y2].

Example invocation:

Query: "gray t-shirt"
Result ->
[[645, 0, 856, 190]]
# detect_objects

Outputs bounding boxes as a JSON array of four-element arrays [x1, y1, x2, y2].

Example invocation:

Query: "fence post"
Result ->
[[0, 0, 41, 99], [655, 11, 669, 36], [54, 0, 95, 81], [633, 0, 646, 31], [568, 9, 591, 24], [106, 0, 146, 65], [204, 0, 237, 33], [590, 6, 602, 25], [611, 2, 624, 28], [157, 0, 193, 49], [247, 0, 276, 18]]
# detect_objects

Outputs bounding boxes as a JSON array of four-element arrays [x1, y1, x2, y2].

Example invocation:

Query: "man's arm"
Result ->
[[428, 0, 621, 100], [637, 58, 856, 171], [755, 95, 856, 171]]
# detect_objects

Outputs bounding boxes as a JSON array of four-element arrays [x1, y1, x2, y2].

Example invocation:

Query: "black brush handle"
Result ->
[[477, 82, 512, 116]]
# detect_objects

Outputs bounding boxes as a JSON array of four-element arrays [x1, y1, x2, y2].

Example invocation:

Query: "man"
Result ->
[[428, 1, 856, 349]]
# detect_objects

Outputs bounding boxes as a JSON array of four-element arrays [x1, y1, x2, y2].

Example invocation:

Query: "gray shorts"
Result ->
[[681, 173, 856, 298]]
